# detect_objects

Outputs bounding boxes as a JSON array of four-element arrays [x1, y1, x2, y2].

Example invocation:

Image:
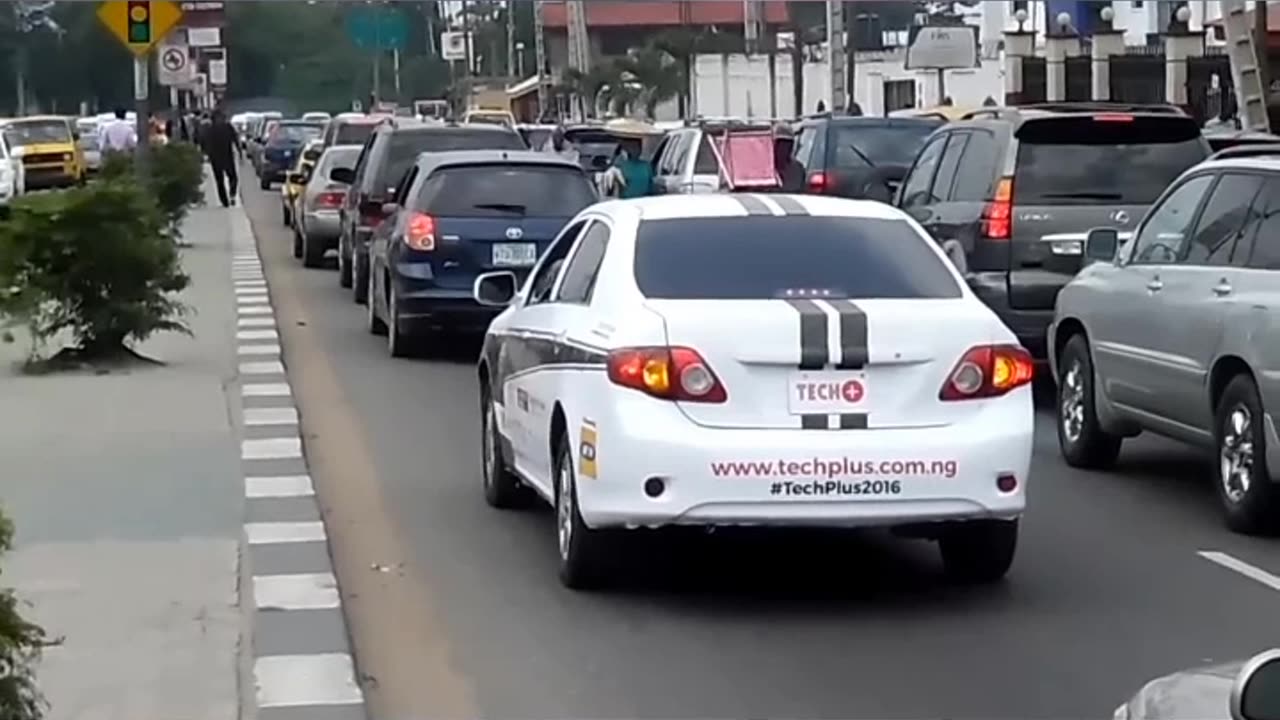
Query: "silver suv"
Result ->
[[1049, 149, 1280, 534]]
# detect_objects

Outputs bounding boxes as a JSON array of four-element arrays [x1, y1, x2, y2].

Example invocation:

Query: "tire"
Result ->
[[939, 519, 1017, 583], [292, 227, 303, 259], [302, 231, 325, 269], [481, 385, 530, 508], [554, 432, 611, 589], [353, 250, 369, 305], [259, 177, 270, 190], [386, 285, 410, 357], [337, 239, 353, 288], [366, 264, 387, 336], [281, 204, 291, 227], [1214, 374, 1280, 535], [1056, 333, 1123, 469]]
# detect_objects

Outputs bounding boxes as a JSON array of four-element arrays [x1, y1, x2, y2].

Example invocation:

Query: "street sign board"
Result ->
[[441, 31, 470, 62], [97, 1, 184, 56], [208, 58, 227, 86], [187, 26, 220, 47], [904, 25, 979, 70], [156, 42, 193, 85], [346, 6, 408, 51]]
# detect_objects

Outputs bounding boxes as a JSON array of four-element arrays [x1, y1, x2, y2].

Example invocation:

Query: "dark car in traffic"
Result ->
[[791, 114, 942, 202], [894, 102, 1211, 361], [258, 121, 324, 189], [364, 150, 598, 356], [330, 120, 527, 303]]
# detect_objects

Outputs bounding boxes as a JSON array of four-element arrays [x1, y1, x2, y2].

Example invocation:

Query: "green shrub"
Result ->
[[99, 141, 205, 233], [0, 178, 191, 362], [0, 507, 49, 720]]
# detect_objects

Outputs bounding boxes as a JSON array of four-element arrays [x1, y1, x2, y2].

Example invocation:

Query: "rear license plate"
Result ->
[[787, 370, 868, 416], [492, 242, 537, 267]]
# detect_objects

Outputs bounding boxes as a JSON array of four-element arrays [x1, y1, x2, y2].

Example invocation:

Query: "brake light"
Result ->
[[404, 212, 435, 251], [939, 344, 1034, 401], [981, 176, 1014, 241], [806, 171, 829, 194], [1094, 113, 1134, 123], [606, 346, 727, 403], [316, 191, 344, 209]]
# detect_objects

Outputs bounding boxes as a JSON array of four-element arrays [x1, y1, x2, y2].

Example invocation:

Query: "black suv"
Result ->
[[791, 114, 942, 201], [894, 103, 1211, 361], [331, 120, 526, 303]]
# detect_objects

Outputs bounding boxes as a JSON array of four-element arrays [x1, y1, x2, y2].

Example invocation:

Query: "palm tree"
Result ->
[[558, 63, 621, 119], [616, 46, 683, 119]]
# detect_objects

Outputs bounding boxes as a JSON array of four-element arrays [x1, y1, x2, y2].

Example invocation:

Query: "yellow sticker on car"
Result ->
[[579, 420, 597, 479]]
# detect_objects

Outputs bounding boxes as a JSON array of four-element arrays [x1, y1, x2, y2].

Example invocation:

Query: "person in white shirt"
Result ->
[[98, 107, 137, 154]]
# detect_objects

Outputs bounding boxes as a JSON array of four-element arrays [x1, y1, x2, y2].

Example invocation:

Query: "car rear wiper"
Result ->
[[473, 202, 527, 214], [846, 143, 877, 168], [1038, 192, 1125, 200]]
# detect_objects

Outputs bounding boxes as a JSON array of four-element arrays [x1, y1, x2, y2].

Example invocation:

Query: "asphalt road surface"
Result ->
[[244, 180, 1280, 720]]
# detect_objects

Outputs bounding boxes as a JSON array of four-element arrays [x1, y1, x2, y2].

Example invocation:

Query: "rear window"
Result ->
[[829, 123, 938, 169], [335, 122, 380, 146], [634, 216, 961, 300], [376, 129, 525, 186], [319, 147, 361, 174], [1014, 116, 1208, 205], [417, 164, 597, 217], [271, 124, 322, 143]]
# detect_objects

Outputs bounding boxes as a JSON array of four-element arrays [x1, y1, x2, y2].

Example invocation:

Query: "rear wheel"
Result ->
[[281, 203, 291, 227], [554, 432, 612, 589], [1056, 333, 1122, 469], [301, 231, 325, 268], [337, 239, 353, 288], [939, 519, 1017, 583], [1215, 374, 1280, 535], [291, 226, 303, 259], [353, 251, 369, 304], [366, 265, 387, 336], [481, 387, 530, 508], [386, 285, 410, 357], [259, 177, 270, 190]]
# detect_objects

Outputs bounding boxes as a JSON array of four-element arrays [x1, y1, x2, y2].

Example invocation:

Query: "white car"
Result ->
[[473, 194, 1037, 589], [0, 129, 25, 204]]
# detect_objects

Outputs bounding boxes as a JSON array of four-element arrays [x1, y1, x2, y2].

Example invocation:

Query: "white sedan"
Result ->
[[473, 194, 1036, 589]]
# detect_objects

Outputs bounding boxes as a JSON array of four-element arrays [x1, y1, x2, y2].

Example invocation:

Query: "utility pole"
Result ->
[[371, 2, 382, 107], [533, 0, 547, 118], [1256, 0, 1271, 97], [827, 0, 846, 112], [505, 0, 515, 78]]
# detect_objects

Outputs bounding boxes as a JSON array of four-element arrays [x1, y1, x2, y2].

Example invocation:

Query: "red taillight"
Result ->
[[1094, 113, 1134, 123], [980, 176, 1014, 241], [806, 171, 829, 193], [606, 346, 727, 403], [316, 191, 343, 209], [360, 209, 385, 227], [404, 212, 436, 251], [939, 344, 1035, 401]]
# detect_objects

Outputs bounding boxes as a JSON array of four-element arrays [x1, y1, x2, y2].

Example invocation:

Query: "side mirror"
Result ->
[[1085, 228, 1119, 262], [1232, 649, 1280, 720], [473, 271, 519, 307], [330, 167, 355, 184], [381, 202, 398, 216]]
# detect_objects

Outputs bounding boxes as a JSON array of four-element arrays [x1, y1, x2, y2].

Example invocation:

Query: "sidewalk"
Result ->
[[0, 180, 245, 720]]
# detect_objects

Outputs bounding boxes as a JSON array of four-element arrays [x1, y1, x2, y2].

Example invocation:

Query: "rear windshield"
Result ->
[[271, 124, 322, 143], [830, 123, 939, 169], [417, 164, 597, 217], [335, 122, 380, 146], [376, 129, 526, 186], [634, 216, 961, 300], [319, 147, 361, 174], [1014, 117, 1208, 205]]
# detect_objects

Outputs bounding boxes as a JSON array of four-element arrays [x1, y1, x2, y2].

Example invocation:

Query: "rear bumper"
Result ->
[[394, 268, 498, 332], [302, 211, 342, 244], [966, 273, 1053, 362]]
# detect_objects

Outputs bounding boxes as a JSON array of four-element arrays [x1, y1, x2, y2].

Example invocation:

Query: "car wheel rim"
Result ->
[[482, 403, 496, 489], [1220, 404, 1255, 504], [1060, 360, 1086, 444], [557, 457, 574, 560]]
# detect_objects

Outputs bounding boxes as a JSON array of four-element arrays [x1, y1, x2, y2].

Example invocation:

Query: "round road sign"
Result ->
[[161, 47, 187, 72]]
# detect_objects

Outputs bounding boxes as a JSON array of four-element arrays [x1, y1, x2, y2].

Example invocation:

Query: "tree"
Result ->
[[615, 46, 683, 119]]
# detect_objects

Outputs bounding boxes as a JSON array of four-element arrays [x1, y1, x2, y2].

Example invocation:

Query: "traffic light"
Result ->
[[127, 1, 151, 44]]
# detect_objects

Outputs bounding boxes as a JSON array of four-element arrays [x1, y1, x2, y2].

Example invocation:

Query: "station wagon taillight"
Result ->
[[980, 176, 1014, 241], [806, 171, 829, 194], [404, 212, 436, 251], [939, 344, 1034, 401], [315, 191, 344, 209], [607, 346, 727, 403]]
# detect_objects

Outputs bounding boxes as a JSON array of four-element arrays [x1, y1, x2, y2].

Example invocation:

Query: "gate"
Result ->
[[1020, 56, 1046, 104], [1188, 52, 1233, 125], [1065, 56, 1092, 101], [1110, 50, 1164, 104]]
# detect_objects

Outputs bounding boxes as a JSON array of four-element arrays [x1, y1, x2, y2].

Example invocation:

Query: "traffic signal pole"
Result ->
[[134, 54, 150, 178]]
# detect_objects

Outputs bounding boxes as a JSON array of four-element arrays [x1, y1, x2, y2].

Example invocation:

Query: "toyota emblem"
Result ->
[[505, 227, 523, 240], [1110, 210, 1131, 224]]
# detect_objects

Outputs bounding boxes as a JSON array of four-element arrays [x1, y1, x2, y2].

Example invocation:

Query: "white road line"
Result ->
[[242, 382, 291, 398], [253, 573, 340, 611], [253, 654, 364, 708], [240, 360, 286, 375], [238, 306, 274, 316], [238, 317, 277, 328], [242, 437, 302, 460], [237, 330, 279, 341], [236, 295, 269, 305], [1198, 551, 1280, 592], [244, 407, 298, 426], [235, 288, 267, 297], [245, 475, 314, 499], [238, 344, 281, 356], [245, 521, 327, 545]]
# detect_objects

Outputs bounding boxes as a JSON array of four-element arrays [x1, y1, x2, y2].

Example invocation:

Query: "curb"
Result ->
[[230, 199, 368, 720]]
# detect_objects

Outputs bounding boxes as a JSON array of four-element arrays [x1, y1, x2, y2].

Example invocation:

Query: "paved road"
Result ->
[[244, 182, 1280, 719]]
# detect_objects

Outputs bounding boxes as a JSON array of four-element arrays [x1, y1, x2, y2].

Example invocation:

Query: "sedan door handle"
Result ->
[[1212, 281, 1233, 297], [1146, 279, 1164, 292]]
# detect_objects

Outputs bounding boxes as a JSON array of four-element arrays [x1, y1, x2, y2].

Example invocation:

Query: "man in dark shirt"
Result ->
[[772, 129, 806, 193], [203, 109, 239, 207]]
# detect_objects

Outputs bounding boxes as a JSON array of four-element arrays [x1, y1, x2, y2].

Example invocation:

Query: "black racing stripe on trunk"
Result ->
[[835, 300, 869, 369], [734, 194, 773, 216], [801, 414, 828, 429], [784, 299, 828, 369], [839, 413, 869, 429], [769, 195, 809, 215]]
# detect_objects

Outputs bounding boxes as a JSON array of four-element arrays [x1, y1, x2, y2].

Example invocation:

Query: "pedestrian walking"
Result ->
[[98, 106, 137, 157], [203, 108, 240, 208]]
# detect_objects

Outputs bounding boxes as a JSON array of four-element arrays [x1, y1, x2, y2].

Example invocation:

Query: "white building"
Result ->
[[978, 1, 1264, 47]]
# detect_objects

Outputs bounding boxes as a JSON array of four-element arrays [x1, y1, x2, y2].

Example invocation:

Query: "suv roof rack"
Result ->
[[1208, 144, 1280, 161]]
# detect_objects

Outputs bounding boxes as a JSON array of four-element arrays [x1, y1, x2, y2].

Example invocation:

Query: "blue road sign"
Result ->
[[346, 6, 408, 52]]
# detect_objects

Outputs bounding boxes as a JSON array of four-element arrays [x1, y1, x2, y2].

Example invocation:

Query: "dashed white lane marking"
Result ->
[[240, 360, 286, 375], [253, 573, 341, 611], [238, 305, 274, 316], [238, 317, 277, 329], [237, 329, 279, 341], [254, 654, 364, 708], [233, 274, 264, 281], [242, 437, 302, 460], [246, 521, 327, 545], [244, 407, 298, 426], [1199, 551, 1280, 592], [238, 344, 281, 356], [236, 295, 269, 305], [235, 285, 267, 294], [242, 382, 291, 398], [245, 475, 314, 499]]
